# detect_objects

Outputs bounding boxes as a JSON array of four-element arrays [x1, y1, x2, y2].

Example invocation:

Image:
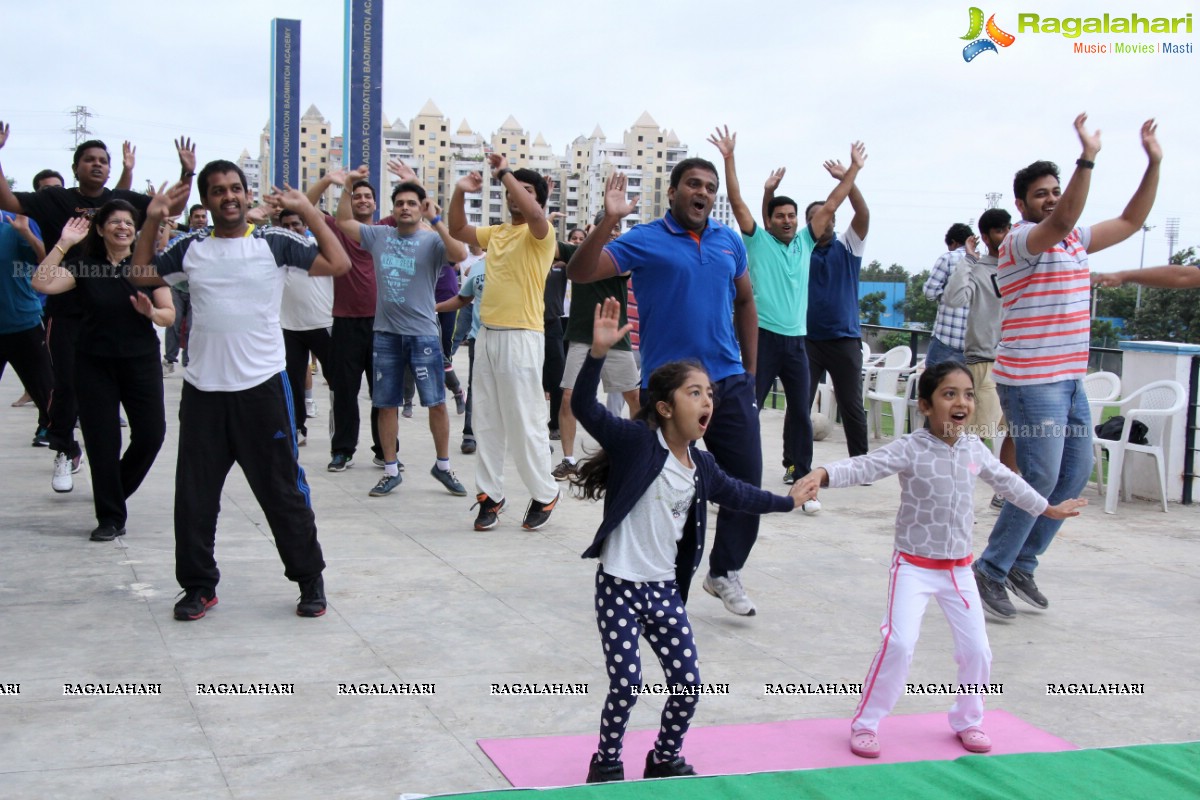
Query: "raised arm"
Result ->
[[31, 217, 88, 294], [707, 125, 755, 235], [333, 166, 366, 243], [815, 142, 868, 240], [168, 137, 197, 216], [489, 153, 549, 239], [268, 185, 350, 277], [424, 197, 466, 263], [1088, 119, 1162, 254], [1022, 114, 1100, 256], [8, 213, 45, 262], [448, 171, 482, 248], [115, 141, 135, 191], [567, 172, 636, 284], [0, 122, 22, 214], [761, 168, 785, 229], [130, 180, 190, 287], [306, 167, 345, 209]]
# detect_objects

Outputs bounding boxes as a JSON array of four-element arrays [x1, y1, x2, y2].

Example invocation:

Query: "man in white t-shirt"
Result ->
[[130, 159, 350, 622], [278, 208, 333, 446]]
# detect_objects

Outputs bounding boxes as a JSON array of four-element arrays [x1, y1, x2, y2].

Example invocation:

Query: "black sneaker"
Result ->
[[972, 563, 1016, 620], [522, 492, 560, 531], [586, 753, 624, 783], [783, 466, 796, 485], [430, 465, 467, 496], [461, 437, 476, 455], [1006, 568, 1049, 609], [472, 493, 505, 531], [89, 525, 126, 542], [643, 750, 697, 779], [174, 588, 218, 621], [552, 458, 577, 481], [297, 575, 327, 617], [31, 427, 49, 447], [327, 453, 353, 472]]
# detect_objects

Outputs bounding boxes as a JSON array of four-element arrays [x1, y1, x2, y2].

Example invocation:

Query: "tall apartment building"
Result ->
[[259, 105, 338, 211], [236, 150, 262, 201], [257, 101, 691, 234]]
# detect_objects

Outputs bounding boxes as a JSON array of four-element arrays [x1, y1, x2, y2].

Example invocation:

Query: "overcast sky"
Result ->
[[3, 0, 1196, 274]]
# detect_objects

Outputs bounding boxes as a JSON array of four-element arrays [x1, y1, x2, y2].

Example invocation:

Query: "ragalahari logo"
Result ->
[[962, 7, 1016, 61]]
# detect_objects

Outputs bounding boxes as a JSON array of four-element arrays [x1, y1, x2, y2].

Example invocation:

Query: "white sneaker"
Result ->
[[305, 399, 317, 417], [297, 431, 307, 447], [802, 499, 822, 516], [52, 452, 74, 493], [703, 570, 756, 616]]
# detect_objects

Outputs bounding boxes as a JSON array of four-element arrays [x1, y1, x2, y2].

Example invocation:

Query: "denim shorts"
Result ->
[[372, 332, 446, 408]]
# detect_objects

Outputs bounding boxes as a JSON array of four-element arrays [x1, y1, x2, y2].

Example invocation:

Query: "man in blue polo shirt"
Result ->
[[567, 163, 764, 617], [798, 157, 872, 459], [708, 127, 867, 494]]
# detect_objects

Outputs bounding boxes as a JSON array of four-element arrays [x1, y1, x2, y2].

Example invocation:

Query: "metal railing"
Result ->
[[764, 326, 1126, 412]]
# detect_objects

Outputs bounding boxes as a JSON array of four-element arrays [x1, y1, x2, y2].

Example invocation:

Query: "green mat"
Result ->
[[443, 742, 1200, 799]]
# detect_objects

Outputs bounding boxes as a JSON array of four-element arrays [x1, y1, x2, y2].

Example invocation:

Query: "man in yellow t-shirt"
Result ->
[[449, 154, 559, 532]]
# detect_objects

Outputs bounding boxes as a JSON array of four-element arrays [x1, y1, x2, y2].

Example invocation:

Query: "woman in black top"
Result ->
[[34, 200, 174, 541]]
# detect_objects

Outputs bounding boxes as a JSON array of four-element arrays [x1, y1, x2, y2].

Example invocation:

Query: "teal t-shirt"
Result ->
[[743, 224, 815, 337]]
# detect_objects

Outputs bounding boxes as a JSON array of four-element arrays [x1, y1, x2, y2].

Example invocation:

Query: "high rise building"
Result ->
[[255, 103, 691, 235]]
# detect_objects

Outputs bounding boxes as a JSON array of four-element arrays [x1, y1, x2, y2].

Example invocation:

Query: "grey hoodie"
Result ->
[[942, 253, 1001, 363]]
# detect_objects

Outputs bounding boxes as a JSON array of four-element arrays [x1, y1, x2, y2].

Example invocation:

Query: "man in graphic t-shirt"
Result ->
[[336, 167, 468, 499]]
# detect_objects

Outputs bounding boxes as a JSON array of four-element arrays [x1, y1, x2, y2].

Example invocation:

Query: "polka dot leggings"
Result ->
[[594, 567, 701, 765]]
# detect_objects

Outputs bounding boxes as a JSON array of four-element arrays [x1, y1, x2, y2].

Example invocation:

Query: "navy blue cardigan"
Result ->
[[571, 353, 795, 602]]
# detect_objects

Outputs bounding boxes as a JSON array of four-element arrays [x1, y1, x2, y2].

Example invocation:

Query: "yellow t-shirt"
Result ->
[[475, 222, 555, 331]]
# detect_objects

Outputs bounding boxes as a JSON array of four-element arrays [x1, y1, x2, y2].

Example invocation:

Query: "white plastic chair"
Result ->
[[1083, 371, 1122, 420], [865, 346, 913, 438], [902, 368, 922, 434], [1092, 379, 1186, 514]]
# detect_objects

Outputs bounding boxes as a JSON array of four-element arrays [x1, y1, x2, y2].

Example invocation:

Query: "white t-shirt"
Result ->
[[155, 226, 317, 391], [600, 430, 696, 582], [280, 265, 333, 331]]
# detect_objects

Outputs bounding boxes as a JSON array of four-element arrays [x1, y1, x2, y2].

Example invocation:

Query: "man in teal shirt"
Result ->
[[708, 126, 866, 496]]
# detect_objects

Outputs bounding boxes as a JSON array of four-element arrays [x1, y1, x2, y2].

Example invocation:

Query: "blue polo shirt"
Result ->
[[603, 212, 748, 385], [806, 228, 865, 341], [0, 212, 44, 335]]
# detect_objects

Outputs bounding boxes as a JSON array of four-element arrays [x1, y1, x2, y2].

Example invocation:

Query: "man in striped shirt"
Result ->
[[973, 114, 1162, 620]]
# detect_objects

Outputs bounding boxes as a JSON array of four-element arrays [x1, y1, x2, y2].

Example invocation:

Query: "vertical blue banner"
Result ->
[[344, 0, 382, 218], [270, 18, 302, 192]]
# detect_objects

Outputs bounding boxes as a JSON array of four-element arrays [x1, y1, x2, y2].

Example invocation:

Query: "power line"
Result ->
[[67, 105, 93, 148]]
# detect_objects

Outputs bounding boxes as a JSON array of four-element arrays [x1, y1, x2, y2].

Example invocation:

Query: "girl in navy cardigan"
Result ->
[[571, 298, 811, 783]]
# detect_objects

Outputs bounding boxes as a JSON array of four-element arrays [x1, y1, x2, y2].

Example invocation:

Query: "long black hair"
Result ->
[[84, 199, 140, 262], [570, 359, 706, 501]]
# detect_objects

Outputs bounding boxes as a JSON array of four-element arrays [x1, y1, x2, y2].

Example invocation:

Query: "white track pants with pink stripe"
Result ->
[[851, 552, 992, 734]]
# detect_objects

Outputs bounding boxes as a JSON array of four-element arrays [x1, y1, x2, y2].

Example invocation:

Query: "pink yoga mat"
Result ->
[[477, 711, 1075, 788]]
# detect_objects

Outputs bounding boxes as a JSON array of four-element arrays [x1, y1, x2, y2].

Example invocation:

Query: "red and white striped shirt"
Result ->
[[994, 221, 1092, 386]]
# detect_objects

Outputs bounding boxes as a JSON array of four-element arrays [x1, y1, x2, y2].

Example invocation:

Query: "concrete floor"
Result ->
[[1, 351, 1197, 799]]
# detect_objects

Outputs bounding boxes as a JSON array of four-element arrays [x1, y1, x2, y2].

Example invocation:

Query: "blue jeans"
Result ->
[[371, 332, 446, 408], [978, 379, 1093, 581], [924, 336, 965, 368]]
